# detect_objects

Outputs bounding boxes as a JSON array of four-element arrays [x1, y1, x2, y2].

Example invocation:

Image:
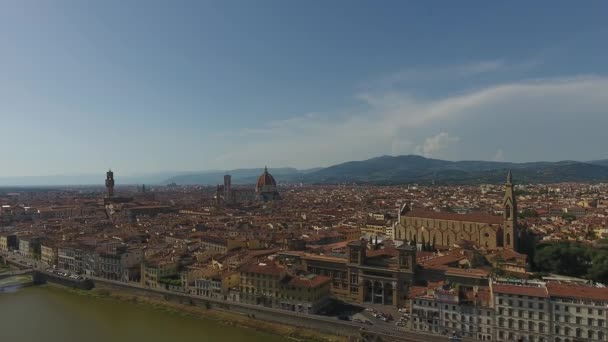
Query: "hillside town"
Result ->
[[1, 169, 608, 342]]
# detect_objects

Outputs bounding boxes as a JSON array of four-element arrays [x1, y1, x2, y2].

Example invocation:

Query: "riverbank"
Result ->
[[57, 284, 347, 342]]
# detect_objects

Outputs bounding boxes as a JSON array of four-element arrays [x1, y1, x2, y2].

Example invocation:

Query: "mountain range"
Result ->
[[2, 155, 608, 186], [164, 155, 608, 186]]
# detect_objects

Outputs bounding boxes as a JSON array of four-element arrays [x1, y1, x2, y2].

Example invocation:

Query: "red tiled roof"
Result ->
[[408, 286, 428, 299], [239, 262, 285, 276], [445, 267, 489, 278], [547, 282, 608, 302], [405, 210, 502, 225], [419, 254, 466, 268], [287, 274, 331, 288], [493, 283, 548, 298], [488, 249, 527, 261]]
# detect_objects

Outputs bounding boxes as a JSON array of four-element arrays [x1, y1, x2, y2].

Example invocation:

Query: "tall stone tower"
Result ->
[[105, 169, 115, 198], [223, 175, 232, 201], [502, 170, 518, 251]]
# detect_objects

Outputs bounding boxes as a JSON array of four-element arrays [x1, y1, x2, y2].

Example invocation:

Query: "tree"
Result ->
[[587, 251, 608, 284], [561, 213, 577, 223], [533, 242, 608, 283], [471, 252, 488, 268], [519, 209, 539, 219]]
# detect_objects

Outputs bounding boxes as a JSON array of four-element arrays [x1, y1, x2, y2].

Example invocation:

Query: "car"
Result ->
[[353, 318, 363, 323], [398, 308, 408, 313], [395, 322, 405, 327], [364, 320, 373, 325], [449, 332, 462, 341], [365, 308, 374, 312]]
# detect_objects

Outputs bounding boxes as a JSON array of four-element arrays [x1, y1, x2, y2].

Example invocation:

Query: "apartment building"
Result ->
[[492, 281, 552, 342], [548, 282, 607, 342]]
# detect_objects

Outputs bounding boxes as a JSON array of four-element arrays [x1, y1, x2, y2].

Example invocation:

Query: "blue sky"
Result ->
[[1, 1, 608, 176]]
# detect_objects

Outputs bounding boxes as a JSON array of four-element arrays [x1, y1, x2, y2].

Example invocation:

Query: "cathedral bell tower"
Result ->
[[502, 170, 518, 251]]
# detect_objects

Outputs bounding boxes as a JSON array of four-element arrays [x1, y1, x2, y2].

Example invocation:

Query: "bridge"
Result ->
[[0, 268, 34, 281]]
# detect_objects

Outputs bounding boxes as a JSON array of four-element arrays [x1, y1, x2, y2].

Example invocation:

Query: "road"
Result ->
[[1, 250, 448, 341]]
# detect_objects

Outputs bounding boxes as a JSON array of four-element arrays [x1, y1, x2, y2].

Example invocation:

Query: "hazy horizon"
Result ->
[[1, 153, 607, 187], [2, 1, 608, 177]]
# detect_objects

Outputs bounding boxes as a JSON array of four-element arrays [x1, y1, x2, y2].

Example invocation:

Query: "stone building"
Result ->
[[492, 280, 552, 342], [396, 171, 520, 251], [411, 285, 494, 340], [278, 239, 416, 307], [0, 233, 17, 252], [41, 243, 58, 267], [548, 282, 607, 342], [238, 261, 331, 314]]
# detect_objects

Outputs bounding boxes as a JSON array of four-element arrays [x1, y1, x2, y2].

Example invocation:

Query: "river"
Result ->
[[0, 286, 288, 342]]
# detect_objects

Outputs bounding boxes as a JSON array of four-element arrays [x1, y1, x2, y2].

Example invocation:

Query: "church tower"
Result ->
[[105, 169, 115, 198], [502, 170, 518, 250]]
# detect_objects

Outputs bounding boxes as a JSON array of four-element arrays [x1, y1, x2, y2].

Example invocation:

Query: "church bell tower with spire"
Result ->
[[502, 170, 518, 250]]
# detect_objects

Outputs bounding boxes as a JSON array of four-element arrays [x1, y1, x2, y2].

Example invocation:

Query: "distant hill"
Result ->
[[589, 159, 608, 168], [164, 168, 303, 185], [4, 155, 608, 187], [296, 155, 608, 185]]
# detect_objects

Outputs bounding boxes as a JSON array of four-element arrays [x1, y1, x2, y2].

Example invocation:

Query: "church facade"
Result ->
[[395, 171, 519, 251]]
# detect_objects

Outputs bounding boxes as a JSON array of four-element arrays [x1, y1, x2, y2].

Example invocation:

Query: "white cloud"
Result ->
[[414, 132, 460, 157], [365, 60, 506, 89], [208, 73, 608, 169], [361, 59, 541, 90]]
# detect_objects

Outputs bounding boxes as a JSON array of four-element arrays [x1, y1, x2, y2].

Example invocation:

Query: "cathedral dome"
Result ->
[[256, 166, 277, 191]]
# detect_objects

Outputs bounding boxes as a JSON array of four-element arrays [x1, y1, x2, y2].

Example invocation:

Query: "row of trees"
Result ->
[[533, 241, 608, 284]]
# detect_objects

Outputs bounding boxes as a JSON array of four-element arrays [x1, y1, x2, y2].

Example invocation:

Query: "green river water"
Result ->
[[0, 286, 288, 342]]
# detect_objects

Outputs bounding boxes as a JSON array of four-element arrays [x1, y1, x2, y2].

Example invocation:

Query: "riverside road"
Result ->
[[1, 250, 450, 342]]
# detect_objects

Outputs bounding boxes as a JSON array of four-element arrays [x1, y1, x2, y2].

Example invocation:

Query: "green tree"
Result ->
[[561, 213, 577, 222], [533, 242, 608, 283], [519, 209, 539, 219], [471, 252, 488, 268]]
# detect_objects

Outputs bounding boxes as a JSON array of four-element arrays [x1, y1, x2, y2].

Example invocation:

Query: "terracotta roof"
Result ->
[[445, 267, 489, 279], [256, 167, 277, 190], [287, 274, 331, 288], [488, 249, 527, 261], [239, 262, 285, 276], [408, 286, 428, 299], [547, 282, 608, 302], [493, 283, 548, 298], [419, 254, 466, 268], [301, 253, 347, 264], [405, 210, 502, 225], [366, 246, 398, 258]]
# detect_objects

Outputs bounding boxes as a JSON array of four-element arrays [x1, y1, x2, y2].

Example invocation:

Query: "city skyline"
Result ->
[[2, 1, 608, 176]]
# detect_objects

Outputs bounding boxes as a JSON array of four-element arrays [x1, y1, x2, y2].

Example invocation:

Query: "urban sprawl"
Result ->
[[1, 168, 608, 342]]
